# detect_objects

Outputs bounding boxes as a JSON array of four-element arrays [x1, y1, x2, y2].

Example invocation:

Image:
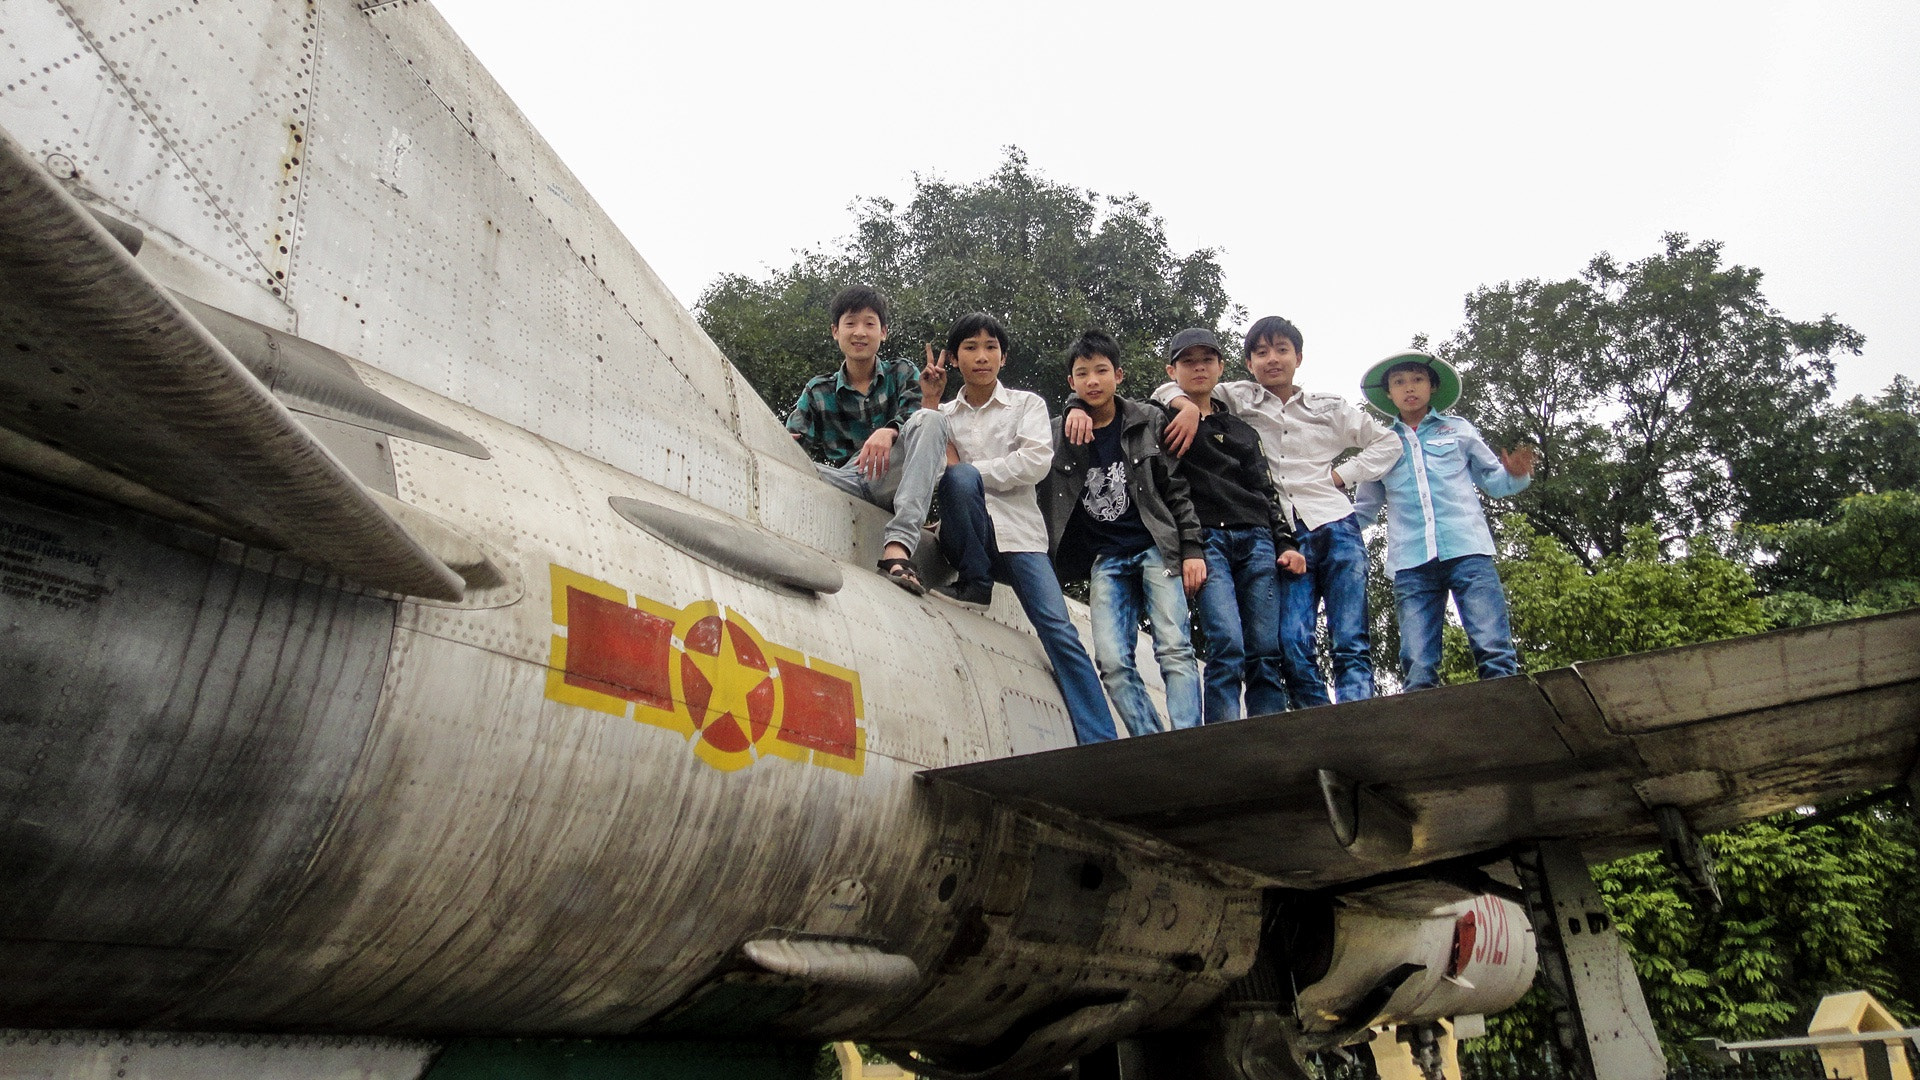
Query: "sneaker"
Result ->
[[930, 582, 993, 608]]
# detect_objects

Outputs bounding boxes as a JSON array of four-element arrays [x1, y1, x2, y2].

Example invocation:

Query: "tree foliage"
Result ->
[[1439, 234, 1866, 563], [1747, 490, 1920, 627], [1597, 808, 1920, 1045], [697, 148, 1244, 416]]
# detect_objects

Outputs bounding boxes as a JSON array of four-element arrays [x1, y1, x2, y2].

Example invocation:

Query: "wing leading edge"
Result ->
[[0, 125, 464, 601], [926, 608, 1920, 888]]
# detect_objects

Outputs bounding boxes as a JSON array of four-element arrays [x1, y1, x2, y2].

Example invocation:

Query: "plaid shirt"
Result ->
[[786, 357, 924, 467]]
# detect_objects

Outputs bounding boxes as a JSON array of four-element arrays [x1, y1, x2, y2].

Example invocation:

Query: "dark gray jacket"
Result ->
[[1041, 397, 1205, 583]]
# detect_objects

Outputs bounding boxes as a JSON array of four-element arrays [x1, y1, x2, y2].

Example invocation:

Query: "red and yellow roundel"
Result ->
[[544, 565, 864, 774]]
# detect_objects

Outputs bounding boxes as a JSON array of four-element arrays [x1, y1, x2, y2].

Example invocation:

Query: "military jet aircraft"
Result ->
[[0, 3, 1914, 1079]]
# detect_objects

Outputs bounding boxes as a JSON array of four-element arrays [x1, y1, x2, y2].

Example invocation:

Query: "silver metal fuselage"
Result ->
[[0, 0, 1257, 1051]]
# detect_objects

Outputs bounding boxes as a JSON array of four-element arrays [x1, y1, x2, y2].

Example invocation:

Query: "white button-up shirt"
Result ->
[[1152, 380, 1401, 531], [940, 383, 1053, 553]]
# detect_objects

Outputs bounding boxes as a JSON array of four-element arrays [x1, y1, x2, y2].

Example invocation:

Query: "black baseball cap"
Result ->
[[1165, 328, 1223, 362]]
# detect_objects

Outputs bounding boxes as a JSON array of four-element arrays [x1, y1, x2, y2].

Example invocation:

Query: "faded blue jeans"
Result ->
[[937, 464, 1119, 744], [1394, 553, 1519, 691], [1194, 526, 1289, 724], [1280, 514, 1372, 705], [1089, 546, 1202, 736]]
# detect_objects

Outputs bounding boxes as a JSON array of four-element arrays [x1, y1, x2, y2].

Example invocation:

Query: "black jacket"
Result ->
[[1179, 408, 1295, 553], [1041, 397, 1205, 584]]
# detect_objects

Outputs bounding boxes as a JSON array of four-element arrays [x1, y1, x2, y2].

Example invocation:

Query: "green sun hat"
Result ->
[[1361, 351, 1463, 416]]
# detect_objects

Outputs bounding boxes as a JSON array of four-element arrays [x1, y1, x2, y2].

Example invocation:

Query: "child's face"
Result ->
[[1387, 369, 1435, 416], [1068, 355, 1123, 411], [1167, 346, 1223, 400], [956, 330, 1006, 389], [1247, 335, 1302, 390], [831, 307, 887, 364]]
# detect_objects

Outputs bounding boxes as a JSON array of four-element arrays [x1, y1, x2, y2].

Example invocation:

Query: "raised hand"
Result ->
[[1499, 445, 1537, 477], [920, 343, 949, 405]]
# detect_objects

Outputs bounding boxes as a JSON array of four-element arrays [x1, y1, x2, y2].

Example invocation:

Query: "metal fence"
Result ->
[[1301, 1045, 1846, 1079]]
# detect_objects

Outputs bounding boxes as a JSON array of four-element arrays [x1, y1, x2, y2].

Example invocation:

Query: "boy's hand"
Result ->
[[1182, 557, 1207, 596], [920, 343, 949, 405], [1162, 399, 1200, 456], [945, 441, 961, 466], [1063, 409, 1094, 446], [1499, 445, 1537, 477], [1277, 549, 1307, 575], [856, 426, 897, 480], [1330, 467, 1347, 490]]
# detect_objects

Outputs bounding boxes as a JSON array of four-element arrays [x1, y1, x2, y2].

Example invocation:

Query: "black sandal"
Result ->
[[877, 557, 925, 595]]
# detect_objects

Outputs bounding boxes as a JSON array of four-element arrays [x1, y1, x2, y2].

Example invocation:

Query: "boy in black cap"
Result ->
[[1160, 328, 1306, 723]]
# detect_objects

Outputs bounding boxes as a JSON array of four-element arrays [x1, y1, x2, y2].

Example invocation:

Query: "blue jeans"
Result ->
[[812, 410, 948, 555], [1280, 514, 1373, 705], [1394, 553, 1519, 691], [937, 465, 1118, 744], [1089, 546, 1202, 736], [1193, 526, 1288, 724]]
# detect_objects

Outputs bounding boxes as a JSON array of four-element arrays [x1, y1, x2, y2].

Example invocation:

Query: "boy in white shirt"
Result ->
[[931, 313, 1117, 744]]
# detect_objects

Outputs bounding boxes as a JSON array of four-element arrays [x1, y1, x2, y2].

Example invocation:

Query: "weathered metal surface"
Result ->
[[0, 1030, 436, 1080], [0, 478, 397, 1024], [931, 608, 1920, 885], [0, 125, 463, 600]]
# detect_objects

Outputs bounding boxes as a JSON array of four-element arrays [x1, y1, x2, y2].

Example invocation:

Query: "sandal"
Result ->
[[877, 557, 926, 596]]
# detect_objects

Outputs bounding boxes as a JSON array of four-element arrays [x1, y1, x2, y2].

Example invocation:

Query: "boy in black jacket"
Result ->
[[1160, 329, 1306, 723], [1041, 330, 1206, 735]]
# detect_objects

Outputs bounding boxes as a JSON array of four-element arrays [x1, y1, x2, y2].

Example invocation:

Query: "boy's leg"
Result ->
[[868, 410, 949, 556], [812, 461, 875, 503], [1089, 551, 1162, 738], [1446, 554, 1520, 681], [1314, 515, 1375, 702], [997, 551, 1118, 744], [1193, 529, 1248, 724], [1394, 561, 1448, 691], [933, 463, 995, 592], [1235, 530, 1290, 719], [1139, 546, 1203, 730], [1278, 524, 1334, 709]]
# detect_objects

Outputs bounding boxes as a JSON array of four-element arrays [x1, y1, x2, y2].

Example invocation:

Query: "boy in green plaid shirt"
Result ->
[[787, 285, 950, 593]]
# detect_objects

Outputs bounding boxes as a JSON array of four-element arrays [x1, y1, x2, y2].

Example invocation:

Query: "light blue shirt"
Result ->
[[1354, 412, 1530, 574]]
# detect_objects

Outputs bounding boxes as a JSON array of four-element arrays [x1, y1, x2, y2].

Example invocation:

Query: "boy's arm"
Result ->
[[1151, 453, 1206, 562], [1238, 431, 1298, 556], [785, 385, 824, 462], [1353, 479, 1386, 526], [969, 395, 1055, 492], [891, 358, 924, 426], [1332, 402, 1403, 488], [1460, 420, 1532, 499]]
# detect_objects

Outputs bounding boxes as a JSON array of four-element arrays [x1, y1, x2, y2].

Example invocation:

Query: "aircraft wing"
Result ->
[[0, 127, 464, 601], [927, 608, 1920, 889]]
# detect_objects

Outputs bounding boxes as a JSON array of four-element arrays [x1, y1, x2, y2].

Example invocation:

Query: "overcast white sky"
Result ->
[[437, 1, 1917, 403]]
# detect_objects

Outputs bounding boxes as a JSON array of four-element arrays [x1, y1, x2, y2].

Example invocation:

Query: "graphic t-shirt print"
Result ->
[[1082, 460, 1130, 522]]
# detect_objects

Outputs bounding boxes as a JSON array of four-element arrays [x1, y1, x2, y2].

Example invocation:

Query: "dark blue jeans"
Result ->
[[1280, 514, 1373, 705], [1394, 553, 1519, 691], [937, 465, 1118, 743], [1194, 526, 1288, 724]]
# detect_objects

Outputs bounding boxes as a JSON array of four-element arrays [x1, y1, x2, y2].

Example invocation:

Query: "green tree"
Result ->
[[697, 148, 1244, 416], [1746, 489, 1920, 628], [1431, 516, 1768, 685], [1440, 234, 1865, 563]]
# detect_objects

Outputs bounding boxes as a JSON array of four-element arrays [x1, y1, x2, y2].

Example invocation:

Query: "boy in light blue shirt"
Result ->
[[1354, 352, 1535, 691]]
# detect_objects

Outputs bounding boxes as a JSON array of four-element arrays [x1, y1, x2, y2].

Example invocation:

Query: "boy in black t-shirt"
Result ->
[[1040, 330, 1206, 734]]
